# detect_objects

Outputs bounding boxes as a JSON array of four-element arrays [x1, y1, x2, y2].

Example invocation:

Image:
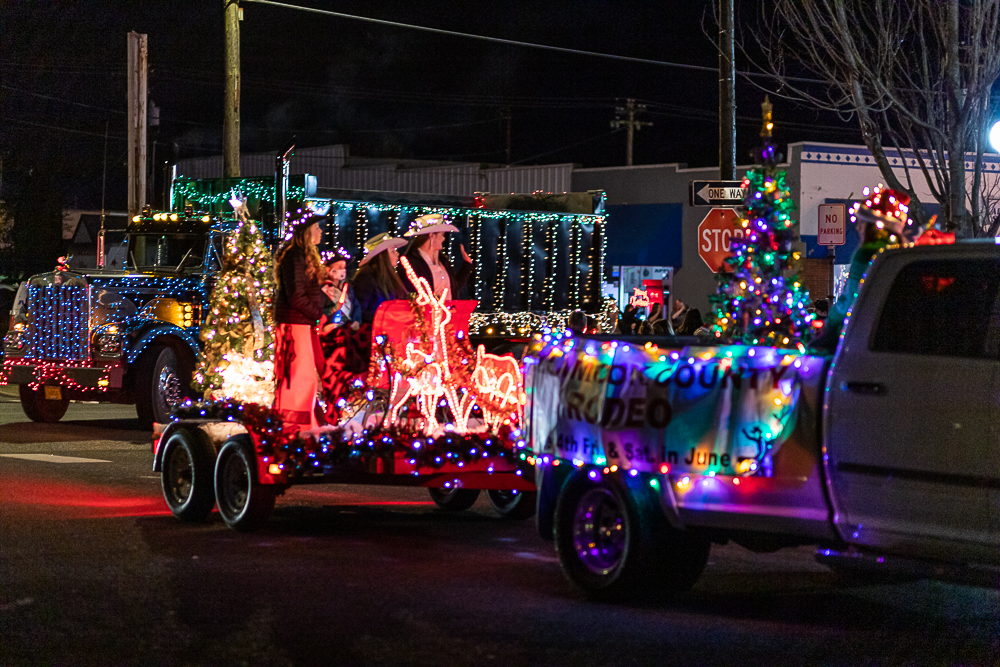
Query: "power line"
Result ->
[[1, 85, 126, 115]]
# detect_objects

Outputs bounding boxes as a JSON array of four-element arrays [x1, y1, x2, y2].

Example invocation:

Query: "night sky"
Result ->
[[2, 1, 862, 211]]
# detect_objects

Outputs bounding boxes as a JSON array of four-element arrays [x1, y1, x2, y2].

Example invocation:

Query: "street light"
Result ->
[[990, 120, 1000, 153]]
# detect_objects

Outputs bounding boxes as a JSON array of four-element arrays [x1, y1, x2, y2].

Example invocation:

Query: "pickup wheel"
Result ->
[[135, 345, 185, 430], [428, 487, 481, 511], [554, 473, 710, 602], [487, 489, 537, 520], [214, 438, 275, 531], [160, 427, 215, 522], [19, 384, 70, 423]]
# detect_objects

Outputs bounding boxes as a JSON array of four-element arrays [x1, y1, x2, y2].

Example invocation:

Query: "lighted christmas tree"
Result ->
[[709, 97, 814, 349], [192, 197, 276, 404]]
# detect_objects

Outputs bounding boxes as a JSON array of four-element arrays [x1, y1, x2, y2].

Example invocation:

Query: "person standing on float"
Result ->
[[398, 213, 473, 298], [352, 233, 408, 324], [272, 214, 326, 429]]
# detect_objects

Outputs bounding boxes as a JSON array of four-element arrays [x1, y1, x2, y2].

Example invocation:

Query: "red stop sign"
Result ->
[[698, 208, 744, 273]]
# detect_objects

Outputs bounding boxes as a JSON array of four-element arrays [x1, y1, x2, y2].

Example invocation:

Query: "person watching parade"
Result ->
[[399, 213, 473, 298], [321, 247, 361, 328], [352, 232, 408, 324], [272, 213, 326, 430]]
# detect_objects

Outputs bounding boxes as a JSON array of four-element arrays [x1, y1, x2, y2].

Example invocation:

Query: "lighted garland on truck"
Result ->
[[709, 97, 814, 349]]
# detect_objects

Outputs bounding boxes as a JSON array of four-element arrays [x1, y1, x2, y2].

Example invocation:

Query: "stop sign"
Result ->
[[698, 208, 744, 273]]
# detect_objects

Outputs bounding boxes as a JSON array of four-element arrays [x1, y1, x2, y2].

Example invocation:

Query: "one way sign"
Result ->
[[690, 180, 746, 207]]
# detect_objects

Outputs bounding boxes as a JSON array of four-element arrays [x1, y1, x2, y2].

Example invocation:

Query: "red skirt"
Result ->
[[273, 322, 324, 429]]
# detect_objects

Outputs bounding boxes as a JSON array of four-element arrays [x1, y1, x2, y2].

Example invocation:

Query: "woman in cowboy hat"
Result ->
[[352, 232, 408, 324], [398, 213, 473, 298], [272, 212, 326, 429], [320, 247, 361, 328]]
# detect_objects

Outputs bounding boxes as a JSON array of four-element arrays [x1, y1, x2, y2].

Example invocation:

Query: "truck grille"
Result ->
[[28, 284, 91, 361]]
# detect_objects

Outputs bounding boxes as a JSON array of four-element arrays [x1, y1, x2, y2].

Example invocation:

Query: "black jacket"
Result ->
[[399, 249, 472, 298], [274, 245, 325, 325]]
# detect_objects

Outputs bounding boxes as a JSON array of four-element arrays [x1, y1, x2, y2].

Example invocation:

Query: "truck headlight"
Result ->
[[93, 325, 123, 357], [3, 323, 29, 356]]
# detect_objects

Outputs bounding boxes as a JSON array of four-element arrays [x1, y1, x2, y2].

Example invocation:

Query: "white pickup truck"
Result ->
[[525, 241, 1000, 599]]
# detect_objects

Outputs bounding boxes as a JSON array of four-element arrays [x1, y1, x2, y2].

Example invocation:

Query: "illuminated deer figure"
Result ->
[[470, 345, 524, 431]]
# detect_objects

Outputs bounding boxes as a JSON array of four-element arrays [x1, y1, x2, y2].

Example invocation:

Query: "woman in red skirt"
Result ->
[[272, 215, 326, 430]]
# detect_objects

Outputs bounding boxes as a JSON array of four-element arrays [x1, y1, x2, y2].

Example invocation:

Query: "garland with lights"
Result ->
[[709, 97, 813, 349], [192, 199, 276, 402], [171, 398, 531, 480], [469, 296, 618, 337]]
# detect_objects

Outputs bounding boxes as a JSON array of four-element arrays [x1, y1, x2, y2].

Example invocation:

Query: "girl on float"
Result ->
[[398, 213, 473, 298], [320, 247, 362, 329], [272, 213, 326, 430], [352, 232, 408, 324]]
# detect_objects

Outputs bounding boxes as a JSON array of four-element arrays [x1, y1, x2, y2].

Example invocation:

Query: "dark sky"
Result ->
[[2, 0, 862, 210]]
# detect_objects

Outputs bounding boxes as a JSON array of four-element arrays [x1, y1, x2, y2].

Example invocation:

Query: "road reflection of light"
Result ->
[[0, 476, 171, 519]]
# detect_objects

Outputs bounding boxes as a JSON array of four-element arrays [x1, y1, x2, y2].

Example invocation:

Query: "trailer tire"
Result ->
[[428, 487, 481, 511], [19, 384, 69, 423], [554, 473, 709, 602], [135, 345, 185, 430], [487, 489, 537, 520], [161, 427, 215, 522], [214, 437, 276, 531]]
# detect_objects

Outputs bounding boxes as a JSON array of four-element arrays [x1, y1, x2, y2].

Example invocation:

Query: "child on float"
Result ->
[[398, 213, 473, 298], [352, 233, 408, 324], [320, 247, 362, 329], [272, 213, 326, 429]]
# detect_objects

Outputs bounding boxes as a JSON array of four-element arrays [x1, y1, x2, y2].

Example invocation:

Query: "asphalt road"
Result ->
[[1, 388, 998, 666]]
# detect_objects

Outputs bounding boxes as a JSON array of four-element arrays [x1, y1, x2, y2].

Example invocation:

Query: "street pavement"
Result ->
[[1, 390, 998, 666]]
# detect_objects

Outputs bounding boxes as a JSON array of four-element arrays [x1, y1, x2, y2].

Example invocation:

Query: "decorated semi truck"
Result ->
[[2, 174, 610, 428], [525, 240, 1000, 599]]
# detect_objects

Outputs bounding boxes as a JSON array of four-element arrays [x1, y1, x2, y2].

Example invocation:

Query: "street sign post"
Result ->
[[818, 203, 846, 246], [690, 180, 746, 206], [698, 208, 743, 273]]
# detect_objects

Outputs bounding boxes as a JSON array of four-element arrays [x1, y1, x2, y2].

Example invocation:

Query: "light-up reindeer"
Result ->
[[384, 257, 523, 435]]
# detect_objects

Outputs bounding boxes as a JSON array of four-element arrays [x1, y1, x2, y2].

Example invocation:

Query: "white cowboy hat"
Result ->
[[358, 232, 407, 266], [403, 213, 459, 237]]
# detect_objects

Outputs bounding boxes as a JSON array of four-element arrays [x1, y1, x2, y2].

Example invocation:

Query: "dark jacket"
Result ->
[[321, 281, 362, 324], [274, 245, 325, 325], [399, 249, 472, 298], [353, 266, 402, 324]]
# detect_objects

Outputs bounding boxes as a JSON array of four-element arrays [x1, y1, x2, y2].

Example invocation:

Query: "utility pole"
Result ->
[[611, 98, 651, 166], [126, 31, 148, 217], [223, 0, 241, 178], [719, 0, 736, 180]]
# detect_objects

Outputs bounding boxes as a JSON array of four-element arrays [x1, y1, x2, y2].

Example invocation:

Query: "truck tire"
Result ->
[[19, 384, 70, 423], [554, 472, 710, 602], [428, 487, 481, 511], [214, 437, 276, 531], [135, 345, 184, 430], [161, 427, 215, 522], [487, 489, 537, 520]]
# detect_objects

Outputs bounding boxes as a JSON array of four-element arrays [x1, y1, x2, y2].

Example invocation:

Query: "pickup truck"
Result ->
[[525, 240, 1000, 599]]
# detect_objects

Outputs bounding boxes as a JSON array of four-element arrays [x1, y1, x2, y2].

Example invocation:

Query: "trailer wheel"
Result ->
[[487, 489, 537, 520], [214, 438, 276, 531], [428, 487, 481, 511], [554, 473, 709, 602], [161, 428, 215, 522], [135, 345, 185, 430], [19, 384, 69, 423]]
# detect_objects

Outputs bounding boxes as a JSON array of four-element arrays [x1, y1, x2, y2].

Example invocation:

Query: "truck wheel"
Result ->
[[487, 489, 537, 520], [214, 438, 275, 531], [428, 487, 481, 511], [19, 384, 70, 423], [161, 427, 215, 522], [554, 473, 710, 602], [135, 345, 185, 429]]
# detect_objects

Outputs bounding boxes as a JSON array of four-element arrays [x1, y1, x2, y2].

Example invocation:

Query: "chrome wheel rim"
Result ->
[[572, 487, 626, 575], [158, 364, 182, 409]]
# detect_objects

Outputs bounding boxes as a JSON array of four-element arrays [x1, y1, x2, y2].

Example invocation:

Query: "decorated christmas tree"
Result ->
[[709, 97, 813, 349], [192, 197, 276, 404]]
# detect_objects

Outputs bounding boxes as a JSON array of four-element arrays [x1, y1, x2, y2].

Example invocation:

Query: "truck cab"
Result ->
[[1, 208, 234, 427]]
